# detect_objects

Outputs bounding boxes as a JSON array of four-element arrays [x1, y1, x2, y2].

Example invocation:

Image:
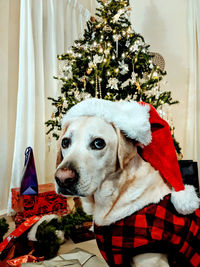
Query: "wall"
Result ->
[[130, 0, 189, 157]]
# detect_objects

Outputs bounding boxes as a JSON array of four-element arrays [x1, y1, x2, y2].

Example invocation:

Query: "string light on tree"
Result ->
[[46, 0, 182, 156]]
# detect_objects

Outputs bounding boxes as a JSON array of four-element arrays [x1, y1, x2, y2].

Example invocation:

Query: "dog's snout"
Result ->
[[55, 168, 77, 188]]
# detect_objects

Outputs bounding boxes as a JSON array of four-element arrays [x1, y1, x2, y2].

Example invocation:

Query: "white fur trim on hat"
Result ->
[[171, 185, 200, 215], [62, 98, 151, 146]]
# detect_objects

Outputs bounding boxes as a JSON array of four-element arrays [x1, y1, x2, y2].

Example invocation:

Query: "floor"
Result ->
[[1, 215, 107, 265]]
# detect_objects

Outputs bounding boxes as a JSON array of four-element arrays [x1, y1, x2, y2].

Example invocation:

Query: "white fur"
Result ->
[[62, 98, 151, 146], [82, 154, 171, 226], [55, 116, 171, 266], [171, 185, 200, 215]]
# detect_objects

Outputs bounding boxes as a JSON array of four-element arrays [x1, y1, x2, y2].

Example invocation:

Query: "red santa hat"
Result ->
[[62, 98, 199, 215]]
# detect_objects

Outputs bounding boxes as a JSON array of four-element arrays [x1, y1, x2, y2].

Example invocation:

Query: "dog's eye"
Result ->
[[91, 138, 106, 150], [61, 138, 71, 149]]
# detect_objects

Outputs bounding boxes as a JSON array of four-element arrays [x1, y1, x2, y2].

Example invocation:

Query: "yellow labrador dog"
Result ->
[[55, 116, 171, 266], [54, 99, 199, 267]]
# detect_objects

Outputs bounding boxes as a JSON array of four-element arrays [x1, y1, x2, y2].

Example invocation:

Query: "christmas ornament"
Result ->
[[121, 78, 131, 89], [150, 52, 165, 72], [93, 54, 104, 65], [135, 81, 141, 91], [131, 72, 137, 83], [88, 62, 95, 69], [63, 64, 72, 79], [119, 60, 129, 75], [152, 71, 158, 79], [113, 9, 124, 23], [113, 34, 121, 57], [90, 16, 96, 23], [104, 49, 110, 56], [149, 61, 154, 69], [107, 78, 119, 90], [86, 68, 92, 75], [103, 25, 112, 33]]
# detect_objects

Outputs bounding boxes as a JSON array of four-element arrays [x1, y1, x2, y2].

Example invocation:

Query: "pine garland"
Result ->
[[34, 208, 92, 259], [0, 218, 9, 243]]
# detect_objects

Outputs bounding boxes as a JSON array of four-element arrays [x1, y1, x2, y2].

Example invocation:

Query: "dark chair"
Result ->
[[178, 160, 199, 192]]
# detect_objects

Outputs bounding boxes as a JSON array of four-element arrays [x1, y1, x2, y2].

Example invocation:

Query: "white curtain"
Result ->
[[184, 0, 200, 168], [7, 0, 90, 214], [0, 0, 20, 215]]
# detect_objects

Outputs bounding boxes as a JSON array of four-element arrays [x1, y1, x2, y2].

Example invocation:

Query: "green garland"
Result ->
[[34, 207, 92, 259], [0, 218, 9, 243]]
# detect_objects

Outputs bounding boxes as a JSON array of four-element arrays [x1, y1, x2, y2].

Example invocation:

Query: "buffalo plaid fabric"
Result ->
[[94, 195, 200, 267]]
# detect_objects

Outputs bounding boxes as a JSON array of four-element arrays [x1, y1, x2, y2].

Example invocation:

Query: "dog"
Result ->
[[54, 99, 200, 267]]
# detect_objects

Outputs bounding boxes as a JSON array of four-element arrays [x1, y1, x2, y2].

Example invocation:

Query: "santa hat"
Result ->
[[62, 98, 199, 215]]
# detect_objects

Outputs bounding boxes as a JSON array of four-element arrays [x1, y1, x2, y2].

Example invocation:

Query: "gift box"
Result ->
[[14, 210, 69, 229], [0, 216, 41, 264], [12, 183, 69, 227]]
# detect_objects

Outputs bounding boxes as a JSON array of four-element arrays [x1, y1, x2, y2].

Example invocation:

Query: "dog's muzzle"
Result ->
[[55, 167, 79, 196]]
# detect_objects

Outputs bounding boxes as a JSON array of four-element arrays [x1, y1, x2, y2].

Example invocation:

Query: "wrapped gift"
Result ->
[[0, 216, 41, 263], [14, 210, 69, 229], [12, 183, 70, 227]]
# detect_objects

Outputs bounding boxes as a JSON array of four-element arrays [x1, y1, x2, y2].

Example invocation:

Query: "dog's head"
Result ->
[[55, 116, 137, 197]]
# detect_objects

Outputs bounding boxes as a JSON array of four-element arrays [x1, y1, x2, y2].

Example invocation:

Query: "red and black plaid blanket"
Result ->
[[94, 195, 200, 267]]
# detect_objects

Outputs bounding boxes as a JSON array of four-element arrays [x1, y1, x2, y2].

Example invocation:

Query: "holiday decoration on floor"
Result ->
[[11, 147, 69, 228], [0, 218, 9, 243], [27, 207, 93, 259], [0, 210, 93, 264], [45, 0, 181, 155]]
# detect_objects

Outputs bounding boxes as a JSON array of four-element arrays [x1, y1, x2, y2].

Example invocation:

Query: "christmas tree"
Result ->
[[46, 0, 181, 154]]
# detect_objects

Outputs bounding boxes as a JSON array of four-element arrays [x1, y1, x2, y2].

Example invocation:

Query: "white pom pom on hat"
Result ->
[[62, 98, 200, 214]]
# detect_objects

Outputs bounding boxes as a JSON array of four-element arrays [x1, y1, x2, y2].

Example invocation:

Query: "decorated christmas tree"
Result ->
[[46, 0, 181, 155]]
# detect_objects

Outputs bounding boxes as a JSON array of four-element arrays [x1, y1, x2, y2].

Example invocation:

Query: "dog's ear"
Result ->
[[115, 127, 137, 170], [56, 123, 69, 168]]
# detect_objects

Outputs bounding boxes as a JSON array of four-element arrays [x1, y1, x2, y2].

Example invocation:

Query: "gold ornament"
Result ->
[[95, 24, 101, 29], [135, 82, 141, 91], [86, 68, 92, 75], [90, 16, 95, 23], [103, 25, 112, 33]]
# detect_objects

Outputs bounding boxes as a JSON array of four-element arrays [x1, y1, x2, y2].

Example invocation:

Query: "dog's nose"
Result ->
[[55, 168, 77, 188]]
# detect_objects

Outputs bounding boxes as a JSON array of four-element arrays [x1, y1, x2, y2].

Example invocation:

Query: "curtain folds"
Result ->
[[7, 0, 90, 214], [184, 1, 200, 170]]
